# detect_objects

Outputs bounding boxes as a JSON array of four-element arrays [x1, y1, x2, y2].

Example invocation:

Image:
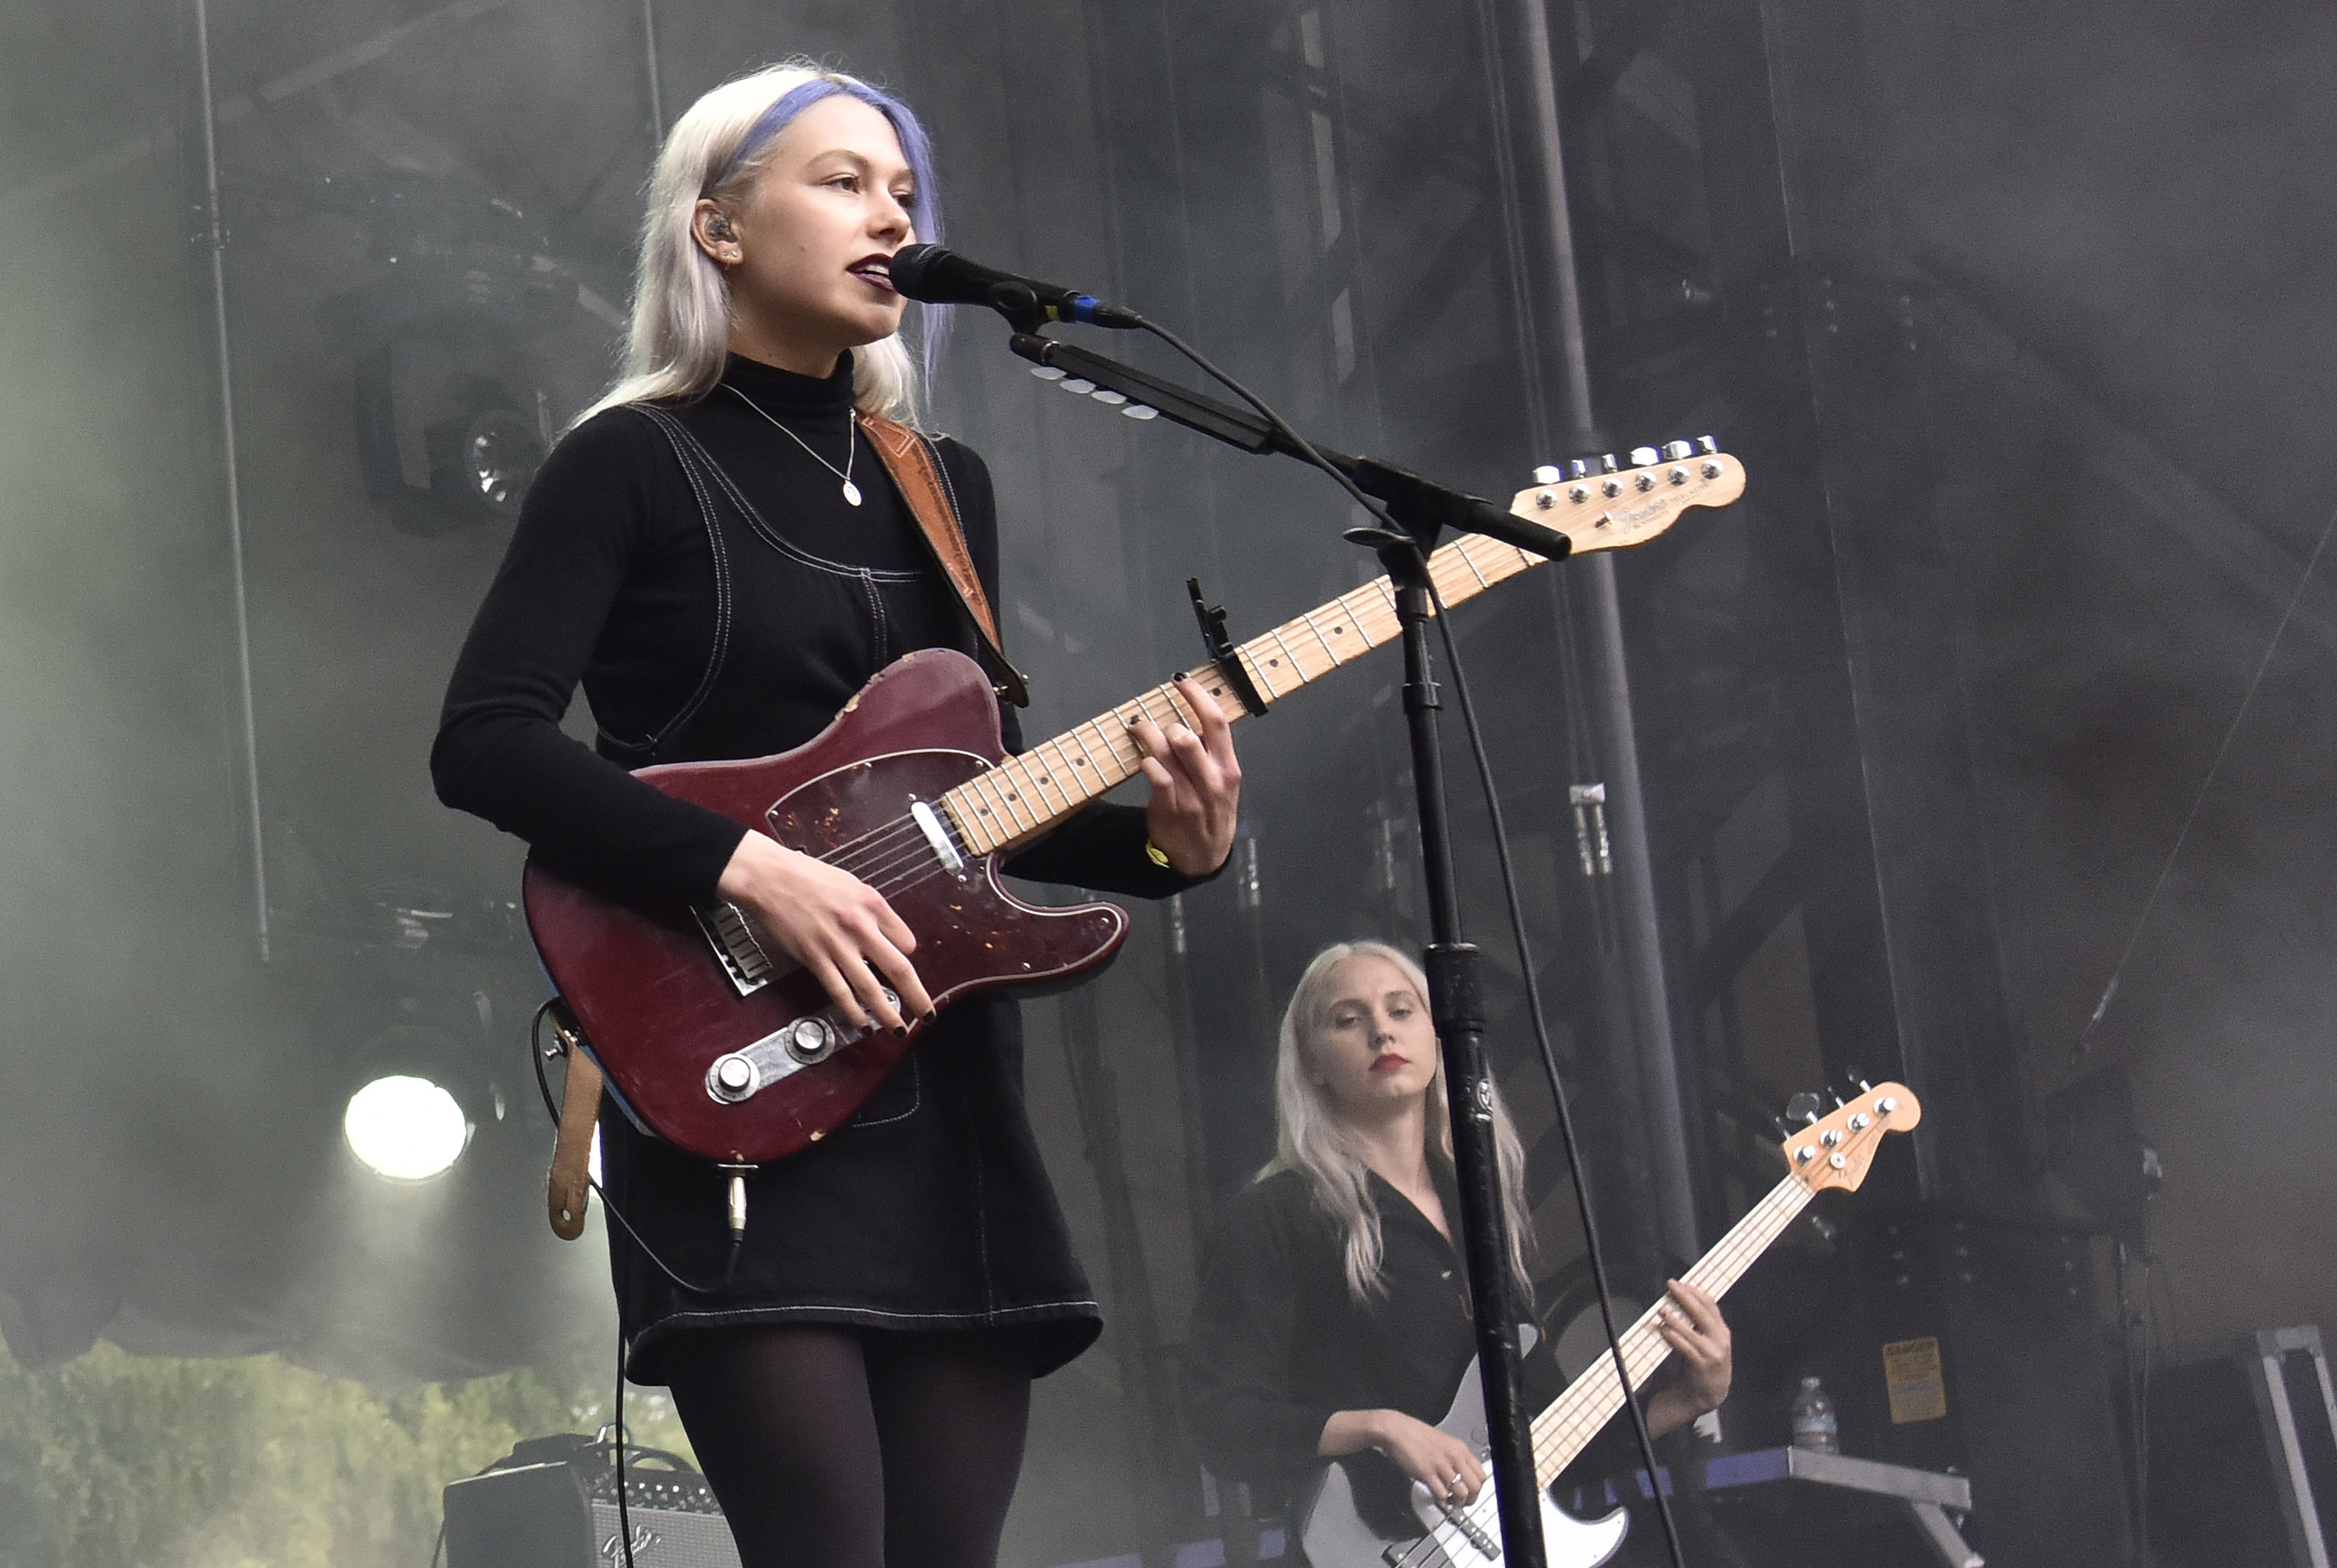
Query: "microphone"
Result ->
[[889, 244, 1143, 329]]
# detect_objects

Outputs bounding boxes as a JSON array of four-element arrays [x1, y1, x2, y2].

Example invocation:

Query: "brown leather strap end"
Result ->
[[545, 1009, 603, 1242]]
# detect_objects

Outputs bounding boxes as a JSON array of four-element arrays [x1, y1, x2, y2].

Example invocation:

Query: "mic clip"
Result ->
[[1186, 578, 1271, 717], [985, 281, 1052, 334], [985, 281, 1141, 333]]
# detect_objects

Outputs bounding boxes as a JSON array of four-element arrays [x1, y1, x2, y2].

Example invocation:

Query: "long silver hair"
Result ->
[[1262, 941, 1535, 1305], [574, 61, 941, 429]]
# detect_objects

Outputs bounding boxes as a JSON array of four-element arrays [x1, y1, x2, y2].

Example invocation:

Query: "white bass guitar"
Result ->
[[1296, 1084, 1923, 1568]]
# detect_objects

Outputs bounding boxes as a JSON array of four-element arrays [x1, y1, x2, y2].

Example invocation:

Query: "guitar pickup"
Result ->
[[694, 901, 774, 996]]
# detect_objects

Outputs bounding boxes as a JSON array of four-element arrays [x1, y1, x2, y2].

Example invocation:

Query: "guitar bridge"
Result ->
[[1433, 1498, 1499, 1559], [695, 902, 774, 996]]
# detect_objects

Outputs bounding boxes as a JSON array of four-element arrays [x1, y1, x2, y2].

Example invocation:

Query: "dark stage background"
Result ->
[[2, 0, 2332, 1563]]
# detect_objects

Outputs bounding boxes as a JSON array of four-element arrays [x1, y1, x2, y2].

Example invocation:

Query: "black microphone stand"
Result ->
[[999, 321, 1555, 1568], [1371, 526, 1551, 1568]]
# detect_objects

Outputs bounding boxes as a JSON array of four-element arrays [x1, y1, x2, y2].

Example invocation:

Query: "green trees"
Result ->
[[0, 1341, 692, 1568]]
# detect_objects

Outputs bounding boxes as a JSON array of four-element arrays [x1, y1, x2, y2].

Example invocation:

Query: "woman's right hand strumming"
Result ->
[[1320, 1408, 1488, 1506], [717, 830, 935, 1033]]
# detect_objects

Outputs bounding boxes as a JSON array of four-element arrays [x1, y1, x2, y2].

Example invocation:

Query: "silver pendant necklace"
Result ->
[[727, 385, 862, 506]]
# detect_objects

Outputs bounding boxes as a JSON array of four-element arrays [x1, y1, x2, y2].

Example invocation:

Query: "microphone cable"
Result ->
[[1125, 315, 1696, 1568]]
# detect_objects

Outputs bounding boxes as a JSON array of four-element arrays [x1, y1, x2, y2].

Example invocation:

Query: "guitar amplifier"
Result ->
[[588, 1468, 742, 1568], [442, 1444, 741, 1568]]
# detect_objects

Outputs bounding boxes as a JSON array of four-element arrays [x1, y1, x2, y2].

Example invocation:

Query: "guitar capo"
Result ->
[[1186, 578, 1271, 717]]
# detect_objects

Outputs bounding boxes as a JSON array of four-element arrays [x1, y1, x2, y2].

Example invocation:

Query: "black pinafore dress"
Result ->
[[592, 403, 1102, 1386]]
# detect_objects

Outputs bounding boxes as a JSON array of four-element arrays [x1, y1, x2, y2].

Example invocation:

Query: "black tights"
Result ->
[[662, 1324, 1032, 1568]]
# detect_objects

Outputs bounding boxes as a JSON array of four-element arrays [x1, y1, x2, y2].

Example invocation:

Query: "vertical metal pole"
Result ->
[[192, 0, 270, 961], [638, 0, 665, 139], [1511, 0, 1700, 1264]]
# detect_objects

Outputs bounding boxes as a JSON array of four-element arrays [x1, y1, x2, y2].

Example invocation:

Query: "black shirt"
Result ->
[[432, 352, 1205, 1381], [1185, 1165, 1637, 1526]]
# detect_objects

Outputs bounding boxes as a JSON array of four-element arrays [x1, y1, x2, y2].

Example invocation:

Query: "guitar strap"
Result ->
[[545, 1006, 603, 1241], [859, 414, 1031, 708]]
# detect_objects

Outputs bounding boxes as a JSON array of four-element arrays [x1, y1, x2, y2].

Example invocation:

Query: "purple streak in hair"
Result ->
[[712, 76, 951, 389]]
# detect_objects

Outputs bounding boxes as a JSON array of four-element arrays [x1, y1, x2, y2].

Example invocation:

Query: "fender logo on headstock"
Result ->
[[1510, 449, 1747, 558]]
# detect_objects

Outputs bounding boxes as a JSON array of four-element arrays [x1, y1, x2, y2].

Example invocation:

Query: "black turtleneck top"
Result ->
[[431, 352, 1201, 1382], [433, 352, 1178, 906]]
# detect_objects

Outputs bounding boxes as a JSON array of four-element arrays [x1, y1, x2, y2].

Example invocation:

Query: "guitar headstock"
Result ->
[[1510, 440, 1747, 557], [1778, 1082, 1923, 1195]]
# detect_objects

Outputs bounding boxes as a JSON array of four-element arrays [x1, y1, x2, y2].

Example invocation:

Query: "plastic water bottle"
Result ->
[[1790, 1376, 1839, 1453]]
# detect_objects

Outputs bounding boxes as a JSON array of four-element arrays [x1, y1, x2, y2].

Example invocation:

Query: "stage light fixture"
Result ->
[[457, 406, 542, 513], [344, 1072, 471, 1182], [354, 337, 548, 534]]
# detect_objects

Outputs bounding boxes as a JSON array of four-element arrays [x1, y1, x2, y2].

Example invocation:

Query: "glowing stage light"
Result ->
[[344, 1073, 472, 1182]]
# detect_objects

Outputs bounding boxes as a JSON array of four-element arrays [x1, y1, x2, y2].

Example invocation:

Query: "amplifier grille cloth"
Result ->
[[588, 1500, 745, 1568]]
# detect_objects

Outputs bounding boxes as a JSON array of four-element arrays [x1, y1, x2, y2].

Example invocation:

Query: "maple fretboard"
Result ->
[[938, 529, 1548, 857]]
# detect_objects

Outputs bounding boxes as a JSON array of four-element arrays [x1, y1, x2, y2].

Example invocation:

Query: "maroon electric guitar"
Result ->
[[525, 447, 1747, 1163]]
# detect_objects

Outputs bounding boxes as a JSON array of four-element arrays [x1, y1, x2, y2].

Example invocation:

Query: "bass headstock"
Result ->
[[1510, 440, 1747, 557], [1778, 1082, 1923, 1195]]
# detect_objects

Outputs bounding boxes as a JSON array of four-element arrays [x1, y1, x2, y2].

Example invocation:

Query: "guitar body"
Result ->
[[522, 649, 1128, 1165], [1296, 1355, 1628, 1568]]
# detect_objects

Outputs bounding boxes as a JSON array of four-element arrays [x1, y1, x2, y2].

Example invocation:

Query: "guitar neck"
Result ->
[[940, 530, 1553, 856], [1528, 1175, 1815, 1489]]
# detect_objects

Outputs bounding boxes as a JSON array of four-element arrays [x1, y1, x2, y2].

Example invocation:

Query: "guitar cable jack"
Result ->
[[721, 1164, 753, 1242]]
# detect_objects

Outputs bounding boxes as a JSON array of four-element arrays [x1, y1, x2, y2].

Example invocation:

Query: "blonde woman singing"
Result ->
[[434, 63, 1239, 1568]]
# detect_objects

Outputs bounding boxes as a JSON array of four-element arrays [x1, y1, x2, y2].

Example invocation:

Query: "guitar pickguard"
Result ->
[[1297, 1351, 1627, 1568]]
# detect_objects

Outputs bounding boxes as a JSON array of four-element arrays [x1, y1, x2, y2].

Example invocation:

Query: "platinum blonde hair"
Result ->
[[575, 61, 941, 429], [1262, 941, 1535, 1305]]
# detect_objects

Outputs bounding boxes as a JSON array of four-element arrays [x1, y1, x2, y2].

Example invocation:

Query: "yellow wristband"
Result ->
[[1144, 838, 1172, 869]]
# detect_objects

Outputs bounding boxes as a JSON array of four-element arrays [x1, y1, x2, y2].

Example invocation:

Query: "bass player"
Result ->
[[1183, 942, 1729, 1554]]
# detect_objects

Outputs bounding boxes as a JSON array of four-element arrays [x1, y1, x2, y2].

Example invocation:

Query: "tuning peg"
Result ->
[[1568, 458, 1593, 480], [1784, 1091, 1825, 1127], [1532, 465, 1563, 485], [1697, 435, 1718, 454], [1599, 453, 1619, 473], [1662, 439, 1694, 460], [1629, 446, 1660, 467]]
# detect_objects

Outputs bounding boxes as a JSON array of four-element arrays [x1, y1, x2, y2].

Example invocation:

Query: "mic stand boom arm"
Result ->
[[1007, 325, 1556, 1568], [1006, 333, 1575, 563]]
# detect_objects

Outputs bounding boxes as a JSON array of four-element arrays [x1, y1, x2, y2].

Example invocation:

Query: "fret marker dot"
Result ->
[[1269, 658, 1281, 667]]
